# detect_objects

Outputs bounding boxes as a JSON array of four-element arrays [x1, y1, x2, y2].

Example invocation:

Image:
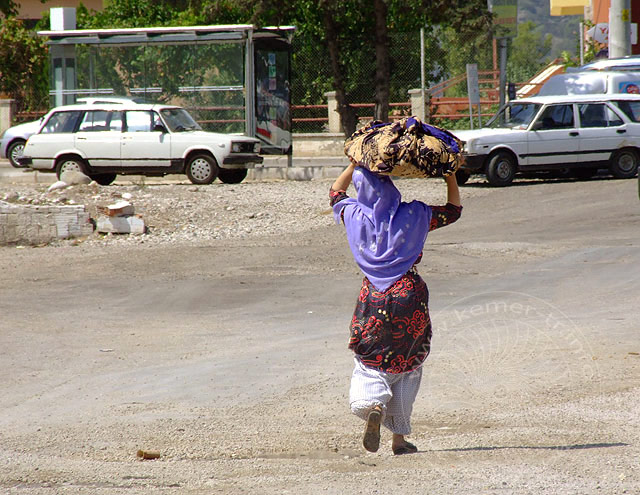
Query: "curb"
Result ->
[[0, 156, 351, 185]]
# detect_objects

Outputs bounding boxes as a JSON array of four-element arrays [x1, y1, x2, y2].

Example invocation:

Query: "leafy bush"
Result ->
[[0, 17, 48, 113]]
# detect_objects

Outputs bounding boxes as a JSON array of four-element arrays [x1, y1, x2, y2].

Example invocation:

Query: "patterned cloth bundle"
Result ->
[[344, 116, 463, 178]]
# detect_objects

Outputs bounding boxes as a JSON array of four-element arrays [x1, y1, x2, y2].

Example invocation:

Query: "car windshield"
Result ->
[[486, 103, 541, 129], [160, 108, 202, 132]]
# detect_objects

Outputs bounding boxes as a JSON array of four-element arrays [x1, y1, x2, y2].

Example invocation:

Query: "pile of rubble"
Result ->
[[0, 171, 472, 247], [0, 172, 146, 245]]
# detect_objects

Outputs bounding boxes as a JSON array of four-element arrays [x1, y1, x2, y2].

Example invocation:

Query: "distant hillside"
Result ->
[[518, 0, 583, 61]]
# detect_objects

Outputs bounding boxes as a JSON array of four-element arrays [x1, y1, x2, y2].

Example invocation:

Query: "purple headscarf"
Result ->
[[333, 167, 432, 292]]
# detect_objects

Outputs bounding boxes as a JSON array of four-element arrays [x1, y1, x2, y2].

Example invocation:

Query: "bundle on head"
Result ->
[[344, 116, 463, 178]]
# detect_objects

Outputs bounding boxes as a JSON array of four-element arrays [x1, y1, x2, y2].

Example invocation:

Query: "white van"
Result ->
[[538, 70, 640, 96]]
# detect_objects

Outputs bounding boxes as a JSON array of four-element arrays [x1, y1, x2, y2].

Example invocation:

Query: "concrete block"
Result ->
[[50, 7, 76, 31], [286, 168, 314, 181], [5, 213, 18, 225], [96, 215, 145, 234], [4, 225, 17, 242]]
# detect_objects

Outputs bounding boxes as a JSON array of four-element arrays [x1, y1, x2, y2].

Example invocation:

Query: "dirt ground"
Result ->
[[1, 173, 639, 494]]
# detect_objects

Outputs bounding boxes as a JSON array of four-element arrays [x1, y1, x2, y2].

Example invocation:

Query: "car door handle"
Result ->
[[77, 136, 87, 140], [617, 129, 626, 134], [569, 131, 579, 136]]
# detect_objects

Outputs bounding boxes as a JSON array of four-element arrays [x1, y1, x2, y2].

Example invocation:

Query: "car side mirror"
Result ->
[[531, 121, 543, 131], [153, 124, 167, 133]]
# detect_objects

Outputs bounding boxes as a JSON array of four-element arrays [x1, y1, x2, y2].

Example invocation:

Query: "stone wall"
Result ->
[[0, 201, 94, 245], [0, 99, 14, 137]]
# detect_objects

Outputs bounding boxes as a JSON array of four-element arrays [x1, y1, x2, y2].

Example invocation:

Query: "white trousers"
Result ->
[[349, 357, 423, 435]]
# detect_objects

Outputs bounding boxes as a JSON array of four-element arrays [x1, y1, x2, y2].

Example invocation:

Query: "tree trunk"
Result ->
[[321, 2, 358, 137], [373, 0, 390, 122]]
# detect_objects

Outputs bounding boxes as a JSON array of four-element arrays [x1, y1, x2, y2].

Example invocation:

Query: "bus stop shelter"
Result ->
[[39, 16, 294, 154]]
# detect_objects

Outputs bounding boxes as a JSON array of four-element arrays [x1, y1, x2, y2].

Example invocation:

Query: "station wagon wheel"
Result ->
[[218, 168, 248, 184], [55, 156, 88, 180], [486, 151, 516, 187], [609, 148, 639, 179], [185, 153, 219, 184], [7, 139, 26, 168], [90, 173, 117, 186]]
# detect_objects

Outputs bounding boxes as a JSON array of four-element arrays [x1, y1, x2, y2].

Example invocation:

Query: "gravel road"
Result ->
[[0, 173, 639, 494]]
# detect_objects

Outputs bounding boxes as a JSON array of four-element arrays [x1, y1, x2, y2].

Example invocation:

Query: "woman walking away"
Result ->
[[330, 160, 462, 455]]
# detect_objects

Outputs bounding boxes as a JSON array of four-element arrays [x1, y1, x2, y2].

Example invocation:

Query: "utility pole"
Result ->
[[609, 0, 631, 58]]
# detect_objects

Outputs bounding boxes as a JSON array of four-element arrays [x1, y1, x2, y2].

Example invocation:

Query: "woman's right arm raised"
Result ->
[[331, 161, 357, 193]]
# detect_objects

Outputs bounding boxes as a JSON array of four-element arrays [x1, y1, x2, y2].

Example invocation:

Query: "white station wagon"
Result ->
[[19, 102, 263, 185], [455, 94, 640, 186]]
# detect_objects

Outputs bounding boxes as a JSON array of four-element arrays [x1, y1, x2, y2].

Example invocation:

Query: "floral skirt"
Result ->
[[349, 269, 432, 373]]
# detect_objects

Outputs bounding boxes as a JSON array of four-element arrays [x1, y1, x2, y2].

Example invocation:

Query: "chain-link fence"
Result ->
[[10, 27, 501, 134], [291, 28, 500, 133]]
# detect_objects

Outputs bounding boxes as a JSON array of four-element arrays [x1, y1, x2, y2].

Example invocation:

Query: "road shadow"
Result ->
[[425, 441, 629, 453], [461, 173, 624, 188]]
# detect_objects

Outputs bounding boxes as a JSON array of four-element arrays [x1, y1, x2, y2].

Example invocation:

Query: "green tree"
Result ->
[[0, 0, 18, 18], [507, 21, 552, 83], [209, 0, 493, 134], [0, 17, 48, 112]]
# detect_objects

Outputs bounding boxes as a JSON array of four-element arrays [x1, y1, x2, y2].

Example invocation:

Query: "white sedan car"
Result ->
[[456, 94, 640, 186], [19, 102, 262, 185]]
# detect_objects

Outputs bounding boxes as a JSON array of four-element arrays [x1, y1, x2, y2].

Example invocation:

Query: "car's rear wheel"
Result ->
[[7, 140, 26, 168], [185, 153, 219, 185], [218, 168, 248, 184], [609, 148, 639, 179], [486, 151, 516, 187], [454, 169, 470, 186], [90, 173, 117, 186], [55, 156, 88, 180]]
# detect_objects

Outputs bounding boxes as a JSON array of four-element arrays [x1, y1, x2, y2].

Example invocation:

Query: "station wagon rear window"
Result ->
[[612, 99, 640, 122], [78, 110, 123, 132]]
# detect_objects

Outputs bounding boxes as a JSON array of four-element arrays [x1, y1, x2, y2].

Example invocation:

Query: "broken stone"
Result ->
[[96, 200, 135, 217], [60, 170, 92, 185], [107, 200, 134, 217], [47, 181, 69, 193]]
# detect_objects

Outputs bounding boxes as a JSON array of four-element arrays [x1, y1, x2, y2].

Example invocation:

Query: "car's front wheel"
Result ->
[[486, 151, 516, 187], [185, 153, 219, 185], [55, 156, 88, 180], [7, 139, 26, 168], [218, 168, 248, 184], [609, 148, 639, 179]]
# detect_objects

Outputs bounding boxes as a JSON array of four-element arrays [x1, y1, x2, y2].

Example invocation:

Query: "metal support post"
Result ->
[[499, 38, 508, 112], [244, 30, 256, 137], [420, 27, 426, 121]]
